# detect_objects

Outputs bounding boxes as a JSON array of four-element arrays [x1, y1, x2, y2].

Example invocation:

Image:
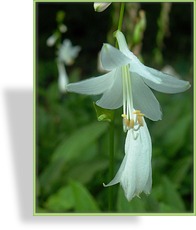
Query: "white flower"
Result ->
[[67, 30, 190, 124], [66, 30, 190, 200], [46, 33, 58, 47], [57, 39, 81, 66], [57, 61, 69, 93], [94, 2, 111, 12], [104, 117, 152, 201]]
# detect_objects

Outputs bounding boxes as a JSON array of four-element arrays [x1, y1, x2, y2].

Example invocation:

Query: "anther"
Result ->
[[137, 115, 144, 126], [133, 110, 144, 126]]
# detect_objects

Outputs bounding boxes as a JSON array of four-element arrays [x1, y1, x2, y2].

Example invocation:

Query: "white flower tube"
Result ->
[[57, 61, 69, 93], [104, 118, 152, 201]]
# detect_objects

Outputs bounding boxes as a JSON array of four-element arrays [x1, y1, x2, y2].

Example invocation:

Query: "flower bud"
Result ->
[[94, 3, 111, 12]]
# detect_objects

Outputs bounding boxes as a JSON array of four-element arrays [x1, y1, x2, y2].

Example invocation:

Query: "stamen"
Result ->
[[133, 110, 144, 126], [122, 114, 134, 130], [137, 115, 144, 126], [121, 65, 145, 135]]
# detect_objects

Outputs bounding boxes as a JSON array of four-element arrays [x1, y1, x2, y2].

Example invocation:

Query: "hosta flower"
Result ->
[[66, 30, 190, 123], [66, 30, 190, 200], [104, 117, 152, 201], [55, 39, 81, 92], [57, 39, 81, 66], [94, 2, 111, 12]]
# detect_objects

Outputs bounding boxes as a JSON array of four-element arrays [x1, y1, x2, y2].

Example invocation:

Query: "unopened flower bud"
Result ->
[[94, 3, 111, 12]]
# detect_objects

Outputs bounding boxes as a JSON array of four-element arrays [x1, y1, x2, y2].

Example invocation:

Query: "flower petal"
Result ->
[[103, 154, 127, 187], [104, 120, 152, 201], [115, 30, 191, 93], [122, 121, 152, 201], [58, 39, 81, 65], [143, 169, 152, 195], [100, 43, 130, 71], [115, 30, 132, 58], [96, 68, 123, 109], [134, 121, 152, 196], [66, 70, 115, 95], [143, 67, 191, 93], [131, 73, 162, 121], [57, 61, 68, 93]]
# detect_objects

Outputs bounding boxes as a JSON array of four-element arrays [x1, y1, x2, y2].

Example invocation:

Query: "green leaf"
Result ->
[[159, 176, 185, 212], [52, 122, 107, 162], [93, 102, 114, 122], [70, 180, 100, 212], [45, 185, 74, 212], [170, 156, 192, 186], [163, 113, 191, 156], [66, 159, 108, 184], [39, 122, 107, 193]]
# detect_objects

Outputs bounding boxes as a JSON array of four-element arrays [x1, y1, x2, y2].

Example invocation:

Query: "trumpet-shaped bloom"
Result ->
[[104, 116, 152, 201], [67, 30, 190, 123], [66, 30, 190, 200], [56, 39, 81, 92], [57, 39, 81, 66]]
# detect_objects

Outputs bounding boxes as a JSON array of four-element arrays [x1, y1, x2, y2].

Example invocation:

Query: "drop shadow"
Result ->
[[4, 88, 139, 224]]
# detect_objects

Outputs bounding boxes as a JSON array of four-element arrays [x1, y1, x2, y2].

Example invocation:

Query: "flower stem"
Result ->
[[118, 2, 125, 31], [115, 2, 125, 47], [108, 2, 125, 212], [108, 118, 115, 211]]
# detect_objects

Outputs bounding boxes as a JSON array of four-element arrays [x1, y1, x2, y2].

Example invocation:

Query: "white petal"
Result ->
[[104, 120, 152, 201], [58, 39, 81, 65], [115, 31, 162, 84], [57, 62, 68, 93], [143, 168, 152, 194], [96, 68, 123, 109], [115, 30, 190, 93], [66, 71, 115, 95], [142, 67, 191, 93], [115, 30, 132, 58], [131, 73, 162, 121], [122, 121, 152, 201], [100, 43, 130, 71], [103, 154, 127, 187]]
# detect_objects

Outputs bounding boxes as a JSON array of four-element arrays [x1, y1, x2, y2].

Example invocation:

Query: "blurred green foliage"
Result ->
[[36, 2, 193, 213]]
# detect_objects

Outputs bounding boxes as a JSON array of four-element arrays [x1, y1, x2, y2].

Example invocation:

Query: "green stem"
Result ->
[[108, 118, 115, 211], [108, 2, 125, 212], [118, 2, 125, 31], [115, 2, 125, 47]]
